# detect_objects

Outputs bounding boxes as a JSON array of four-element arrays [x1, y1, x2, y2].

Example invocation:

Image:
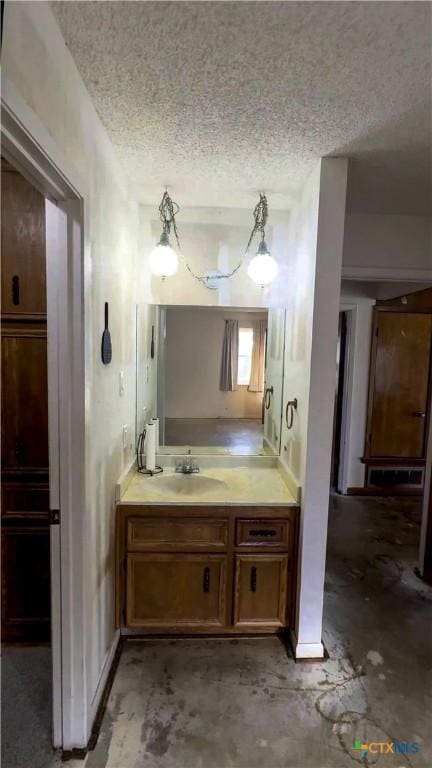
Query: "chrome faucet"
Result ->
[[175, 449, 200, 474]]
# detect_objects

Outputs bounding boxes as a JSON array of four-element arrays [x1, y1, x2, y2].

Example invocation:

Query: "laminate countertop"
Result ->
[[120, 467, 298, 506]]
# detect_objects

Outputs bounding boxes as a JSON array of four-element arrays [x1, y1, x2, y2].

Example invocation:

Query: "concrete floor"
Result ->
[[164, 418, 265, 454], [2, 495, 431, 767], [85, 494, 432, 768]]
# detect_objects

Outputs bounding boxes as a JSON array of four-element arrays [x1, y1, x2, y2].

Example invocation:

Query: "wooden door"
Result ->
[[1, 161, 46, 316], [126, 553, 227, 628], [1, 159, 50, 644], [368, 312, 432, 458], [233, 554, 288, 628], [1, 325, 49, 472]]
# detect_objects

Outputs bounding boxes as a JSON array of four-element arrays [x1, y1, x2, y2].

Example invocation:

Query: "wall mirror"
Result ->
[[136, 304, 286, 456]]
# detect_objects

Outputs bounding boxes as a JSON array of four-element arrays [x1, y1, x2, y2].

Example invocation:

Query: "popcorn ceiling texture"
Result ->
[[52, 1, 431, 214]]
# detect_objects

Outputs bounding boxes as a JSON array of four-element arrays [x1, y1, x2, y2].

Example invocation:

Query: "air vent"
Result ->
[[368, 468, 424, 488]]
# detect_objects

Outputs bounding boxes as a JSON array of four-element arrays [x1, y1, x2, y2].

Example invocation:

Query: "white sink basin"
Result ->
[[150, 473, 227, 495]]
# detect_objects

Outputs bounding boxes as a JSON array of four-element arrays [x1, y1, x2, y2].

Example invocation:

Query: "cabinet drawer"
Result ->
[[236, 519, 290, 549], [127, 517, 228, 552], [126, 553, 227, 628]]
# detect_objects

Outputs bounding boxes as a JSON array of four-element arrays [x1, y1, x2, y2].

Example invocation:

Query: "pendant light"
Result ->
[[148, 190, 180, 279], [246, 193, 278, 287]]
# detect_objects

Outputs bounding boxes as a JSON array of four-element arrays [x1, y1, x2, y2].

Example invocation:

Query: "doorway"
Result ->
[[1, 158, 55, 762], [331, 311, 348, 491]]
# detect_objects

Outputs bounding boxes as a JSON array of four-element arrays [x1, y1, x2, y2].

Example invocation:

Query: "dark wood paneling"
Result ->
[[1, 324, 49, 471], [1, 165, 46, 316], [1, 159, 50, 645], [1, 526, 51, 643], [367, 312, 432, 459]]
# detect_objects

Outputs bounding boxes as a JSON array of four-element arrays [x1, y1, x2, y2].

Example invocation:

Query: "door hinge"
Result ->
[[375, 326, 379, 337], [49, 508, 60, 525]]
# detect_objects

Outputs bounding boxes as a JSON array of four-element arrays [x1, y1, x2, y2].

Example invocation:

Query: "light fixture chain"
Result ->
[[159, 190, 181, 250], [245, 193, 268, 253]]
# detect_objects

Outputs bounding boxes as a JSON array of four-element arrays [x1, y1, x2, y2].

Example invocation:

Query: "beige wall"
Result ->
[[2, 2, 147, 744], [165, 307, 266, 418]]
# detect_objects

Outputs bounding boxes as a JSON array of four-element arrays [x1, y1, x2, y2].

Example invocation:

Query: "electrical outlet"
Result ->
[[122, 425, 128, 449], [119, 370, 125, 396]]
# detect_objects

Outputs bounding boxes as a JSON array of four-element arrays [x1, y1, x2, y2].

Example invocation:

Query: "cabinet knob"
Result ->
[[203, 567, 210, 593], [250, 566, 257, 593], [12, 275, 20, 306]]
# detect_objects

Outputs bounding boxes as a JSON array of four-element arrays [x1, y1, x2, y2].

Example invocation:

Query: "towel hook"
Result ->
[[285, 398, 298, 429]]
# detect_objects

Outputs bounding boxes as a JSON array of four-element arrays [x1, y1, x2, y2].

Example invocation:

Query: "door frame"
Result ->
[[2, 78, 87, 748]]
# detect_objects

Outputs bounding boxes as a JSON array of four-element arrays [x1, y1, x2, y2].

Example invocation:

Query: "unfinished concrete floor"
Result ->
[[85, 494, 432, 768]]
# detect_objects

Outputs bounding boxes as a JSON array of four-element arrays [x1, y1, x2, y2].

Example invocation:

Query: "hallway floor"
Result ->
[[84, 494, 432, 768]]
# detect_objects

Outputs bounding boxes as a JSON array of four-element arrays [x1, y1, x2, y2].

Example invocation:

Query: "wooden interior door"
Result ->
[[368, 312, 432, 458], [126, 553, 227, 628], [1, 159, 50, 643], [233, 554, 288, 627]]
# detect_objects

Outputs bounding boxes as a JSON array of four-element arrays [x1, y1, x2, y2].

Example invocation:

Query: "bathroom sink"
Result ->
[[150, 474, 227, 495]]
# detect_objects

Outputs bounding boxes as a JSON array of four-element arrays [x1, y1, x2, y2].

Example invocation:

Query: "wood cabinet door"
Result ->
[[1, 163, 46, 316], [368, 312, 432, 458], [1, 526, 51, 643], [233, 554, 288, 628], [126, 554, 227, 628], [1, 325, 49, 472]]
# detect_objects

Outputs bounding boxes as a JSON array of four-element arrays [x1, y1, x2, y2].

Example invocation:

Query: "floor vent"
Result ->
[[368, 468, 424, 488]]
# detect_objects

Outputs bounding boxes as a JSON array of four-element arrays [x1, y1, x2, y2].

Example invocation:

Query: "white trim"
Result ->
[[290, 630, 325, 660], [342, 265, 432, 283], [2, 84, 87, 749], [89, 631, 120, 724], [46, 199, 64, 747]]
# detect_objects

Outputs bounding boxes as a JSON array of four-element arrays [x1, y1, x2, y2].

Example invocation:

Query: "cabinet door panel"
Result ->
[[234, 555, 288, 628], [127, 554, 226, 628], [1, 526, 51, 642], [1, 328, 48, 471], [1, 166, 46, 315]]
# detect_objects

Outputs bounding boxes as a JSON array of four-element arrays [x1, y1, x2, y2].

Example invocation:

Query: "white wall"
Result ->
[[164, 307, 265, 419], [2, 2, 143, 747], [280, 158, 348, 658], [139, 205, 291, 308], [343, 213, 432, 280]]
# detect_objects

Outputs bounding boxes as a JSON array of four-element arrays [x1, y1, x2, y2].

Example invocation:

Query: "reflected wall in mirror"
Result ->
[[136, 304, 286, 456]]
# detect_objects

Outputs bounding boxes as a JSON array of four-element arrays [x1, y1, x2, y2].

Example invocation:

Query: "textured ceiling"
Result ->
[[52, 1, 431, 214]]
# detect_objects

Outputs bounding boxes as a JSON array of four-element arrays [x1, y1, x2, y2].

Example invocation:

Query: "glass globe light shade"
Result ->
[[247, 241, 278, 286], [149, 232, 179, 278]]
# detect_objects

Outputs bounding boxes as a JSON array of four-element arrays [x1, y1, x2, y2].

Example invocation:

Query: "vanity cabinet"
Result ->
[[117, 504, 298, 635]]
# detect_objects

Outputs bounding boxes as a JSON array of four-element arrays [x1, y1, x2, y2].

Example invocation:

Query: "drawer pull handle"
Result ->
[[250, 566, 257, 593], [249, 529, 277, 537], [12, 275, 20, 305], [203, 567, 210, 593]]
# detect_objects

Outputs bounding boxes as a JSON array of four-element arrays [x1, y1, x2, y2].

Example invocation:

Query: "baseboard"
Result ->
[[62, 631, 122, 761], [289, 629, 325, 660]]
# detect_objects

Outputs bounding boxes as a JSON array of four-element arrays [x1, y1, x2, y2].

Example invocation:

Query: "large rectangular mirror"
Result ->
[[136, 304, 286, 456]]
